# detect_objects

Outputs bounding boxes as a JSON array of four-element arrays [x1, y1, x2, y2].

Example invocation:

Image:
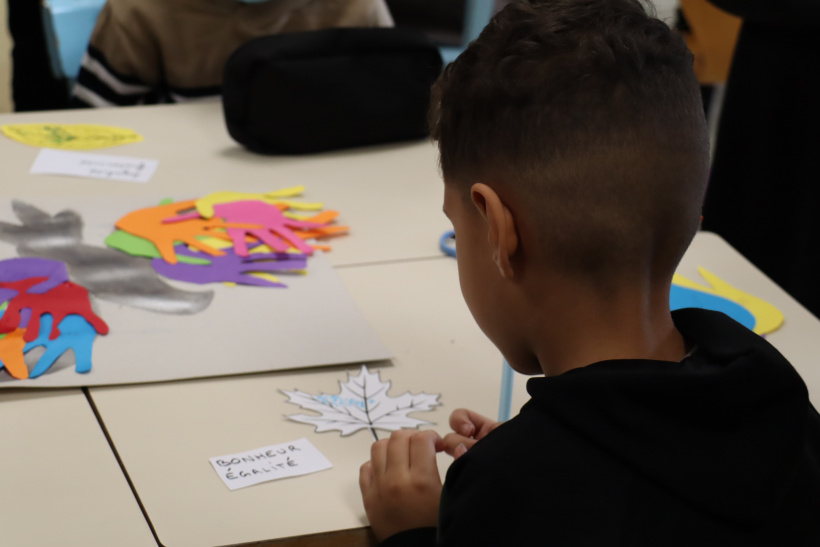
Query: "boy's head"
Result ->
[[431, 0, 709, 283]]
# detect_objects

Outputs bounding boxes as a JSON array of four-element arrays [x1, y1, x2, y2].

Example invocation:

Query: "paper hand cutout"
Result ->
[[1, 200, 213, 315], [282, 365, 441, 440], [151, 245, 307, 287], [219, 200, 329, 256], [115, 200, 233, 264], [0, 257, 70, 297], [24, 313, 98, 378], [194, 187, 321, 218], [0, 278, 108, 342], [105, 229, 210, 264], [0, 328, 28, 379]]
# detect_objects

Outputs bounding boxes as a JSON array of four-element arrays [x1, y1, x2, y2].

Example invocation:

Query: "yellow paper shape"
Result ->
[[673, 267, 784, 335], [195, 187, 323, 218], [2, 124, 143, 150]]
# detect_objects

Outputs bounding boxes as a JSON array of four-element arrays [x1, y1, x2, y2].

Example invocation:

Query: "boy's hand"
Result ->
[[440, 408, 502, 459], [359, 429, 443, 541]]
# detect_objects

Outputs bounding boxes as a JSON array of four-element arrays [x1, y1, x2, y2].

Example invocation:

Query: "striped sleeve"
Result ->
[[72, 45, 158, 107], [70, 0, 162, 108]]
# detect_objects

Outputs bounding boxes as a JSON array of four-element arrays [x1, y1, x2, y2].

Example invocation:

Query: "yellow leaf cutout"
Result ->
[[673, 267, 784, 335], [2, 124, 143, 150]]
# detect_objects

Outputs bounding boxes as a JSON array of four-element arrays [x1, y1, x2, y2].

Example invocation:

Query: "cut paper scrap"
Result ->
[[0, 328, 28, 379], [670, 285, 756, 331], [2, 123, 143, 150], [151, 245, 308, 287], [672, 267, 784, 335], [115, 199, 239, 264], [24, 314, 98, 378], [194, 187, 322, 218], [282, 365, 441, 441], [0, 278, 109, 342]]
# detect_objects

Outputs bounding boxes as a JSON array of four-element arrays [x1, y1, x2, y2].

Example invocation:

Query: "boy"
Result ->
[[359, 0, 820, 545]]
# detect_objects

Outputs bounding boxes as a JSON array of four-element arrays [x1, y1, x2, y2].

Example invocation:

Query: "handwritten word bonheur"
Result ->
[[215, 444, 302, 468], [209, 437, 332, 491]]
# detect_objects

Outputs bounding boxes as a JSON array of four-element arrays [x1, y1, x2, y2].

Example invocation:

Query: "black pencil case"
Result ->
[[222, 27, 444, 154]]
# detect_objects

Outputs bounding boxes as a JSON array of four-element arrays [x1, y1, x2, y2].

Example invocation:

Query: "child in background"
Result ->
[[72, 0, 393, 107], [359, 0, 820, 545]]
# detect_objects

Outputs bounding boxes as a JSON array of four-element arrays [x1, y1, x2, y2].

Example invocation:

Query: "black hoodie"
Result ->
[[382, 308, 820, 546]]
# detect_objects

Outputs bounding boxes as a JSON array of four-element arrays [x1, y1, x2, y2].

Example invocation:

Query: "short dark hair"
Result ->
[[430, 0, 709, 279]]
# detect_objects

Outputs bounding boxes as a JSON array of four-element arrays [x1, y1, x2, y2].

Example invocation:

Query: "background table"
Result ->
[[1, 102, 818, 547], [0, 102, 451, 268]]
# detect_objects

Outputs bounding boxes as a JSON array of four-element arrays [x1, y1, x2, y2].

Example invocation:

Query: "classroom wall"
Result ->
[[0, 0, 12, 113]]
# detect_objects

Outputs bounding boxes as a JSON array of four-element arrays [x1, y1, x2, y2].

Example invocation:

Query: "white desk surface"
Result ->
[[87, 233, 820, 547], [88, 257, 505, 547], [1, 102, 819, 547], [0, 102, 451, 268], [0, 389, 155, 547]]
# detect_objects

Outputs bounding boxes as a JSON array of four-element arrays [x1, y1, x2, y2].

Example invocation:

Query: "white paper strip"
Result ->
[[209, 438, 332, 491], [30, 148, 158, 183]]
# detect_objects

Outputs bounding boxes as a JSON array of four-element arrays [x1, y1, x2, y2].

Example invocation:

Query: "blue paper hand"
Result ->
[[24, 313, 98, 378]]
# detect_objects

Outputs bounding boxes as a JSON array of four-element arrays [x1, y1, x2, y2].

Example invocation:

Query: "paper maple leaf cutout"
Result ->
[[282, 365, 441, 440]]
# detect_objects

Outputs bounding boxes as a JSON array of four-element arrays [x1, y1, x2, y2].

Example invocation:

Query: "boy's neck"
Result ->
[[525, 276, 687, 377]]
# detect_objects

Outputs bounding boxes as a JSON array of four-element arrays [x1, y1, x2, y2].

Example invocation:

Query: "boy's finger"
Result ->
[[385, 429, 414, 472], [359, 461, 373, 493], [440, 433, 478, 456], [449, 408, 477, 437], [410, 430, 442, 477], [370, 439, 389, 476]]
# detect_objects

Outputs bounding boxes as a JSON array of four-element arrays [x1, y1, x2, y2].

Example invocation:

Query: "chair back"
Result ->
[[41, 0, 106, 80]]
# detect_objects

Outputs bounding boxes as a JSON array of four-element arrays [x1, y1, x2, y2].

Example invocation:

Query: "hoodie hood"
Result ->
[[525, 308, 811, 526]]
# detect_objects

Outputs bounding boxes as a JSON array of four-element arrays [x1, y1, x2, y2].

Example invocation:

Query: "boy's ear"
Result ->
[[470, 183, 519, 279]]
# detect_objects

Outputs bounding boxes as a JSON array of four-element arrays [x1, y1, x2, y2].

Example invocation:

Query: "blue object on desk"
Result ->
[[440, 230, 456, 257], [41, 0, 106, 80], [670, 284, 756, 330], [499, 359, 514, 422]]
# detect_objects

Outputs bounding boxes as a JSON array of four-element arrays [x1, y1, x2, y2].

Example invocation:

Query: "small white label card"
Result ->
[[30, 148, 158, 183], [209, 438, 332, 491]]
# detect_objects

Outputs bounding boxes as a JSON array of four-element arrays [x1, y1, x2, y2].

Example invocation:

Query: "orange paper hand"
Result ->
[[0, 328, 28, 379], [115, 200, 232, 264]]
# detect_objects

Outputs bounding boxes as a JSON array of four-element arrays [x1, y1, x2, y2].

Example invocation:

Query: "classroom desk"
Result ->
[[0, 102, 451, 268], [0, 389, 155, 546], [85, 230, 820, 547], [1, 102, 819, 547], [0, 101, 454, 547]]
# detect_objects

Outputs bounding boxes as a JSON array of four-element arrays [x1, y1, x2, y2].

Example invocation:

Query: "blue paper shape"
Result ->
[[24, 313, 98, 378], [670, 285, 756, 330]]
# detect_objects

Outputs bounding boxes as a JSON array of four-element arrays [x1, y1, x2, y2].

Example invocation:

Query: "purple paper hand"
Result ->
[[152, 244, 308, 287], [0, 257, 70, 303]]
